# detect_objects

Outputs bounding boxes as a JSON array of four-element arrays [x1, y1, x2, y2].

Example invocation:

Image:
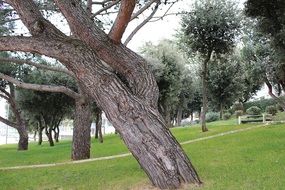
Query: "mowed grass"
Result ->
[[0, 119, 256, 167], [0, 120, 285, 189]]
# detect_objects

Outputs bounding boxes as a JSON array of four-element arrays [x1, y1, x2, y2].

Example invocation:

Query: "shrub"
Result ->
[[206, 112, 220, 122], [276, 104, 284, 112], [244, 98, 278, 112], [235, 110, 243, 118], [246, 106, 262, 115], [266, 105, 277, 115], [223, 112, 232, 120]]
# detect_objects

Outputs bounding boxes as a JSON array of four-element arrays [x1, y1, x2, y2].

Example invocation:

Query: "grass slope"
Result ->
[[0, 120, 284, 189]]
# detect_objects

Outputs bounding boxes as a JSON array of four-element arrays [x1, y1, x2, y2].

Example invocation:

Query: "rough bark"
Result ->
[[0, 1, 202, 188], [72, 99, 92, 160]]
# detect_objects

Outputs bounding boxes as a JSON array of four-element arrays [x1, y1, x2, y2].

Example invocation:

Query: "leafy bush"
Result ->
[[266, 105, 277, 115], [246, 106, 262, 115], [206, 112, 220, 122], [276, 104, 284, 112], [235, 110, 243, 118], [223, 112, 232, 120]]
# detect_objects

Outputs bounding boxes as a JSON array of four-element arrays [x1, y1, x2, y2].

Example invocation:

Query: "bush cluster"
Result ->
[[246, 106, 262, 115], [223, 112, 232, 120], [206, 112, 220, 122]]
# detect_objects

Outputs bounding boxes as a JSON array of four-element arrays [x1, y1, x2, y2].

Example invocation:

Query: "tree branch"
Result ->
[[0, 115, 17, 128], [108, 0, 136, 43], [124, 2, 159, 46], [0, 72, 82, 100], [53, 0, 159, 107], [91, 0, 120, 18], [130, 0, 159, 21], [0, 57, 74, 77], [4, 0, 65, 38]]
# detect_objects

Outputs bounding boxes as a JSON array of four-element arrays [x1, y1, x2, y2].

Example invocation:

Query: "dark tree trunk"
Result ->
[[33, 129, 37, 141], [45, 126, 54, 147], [265, 77, 285, 111], [95, 108, 103, 143], [220, 103, 224, 120], [53, 125, 60, 142], [176, 107, 183, 126], [71, 99, 92, 160], [38, 127, 43, 145], [201, 52, 211, 132], [17, 123, 28, 151], [190, 112, 194, 122]]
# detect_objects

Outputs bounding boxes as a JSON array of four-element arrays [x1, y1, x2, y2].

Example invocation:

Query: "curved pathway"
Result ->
[[0, 124, 266, 171]]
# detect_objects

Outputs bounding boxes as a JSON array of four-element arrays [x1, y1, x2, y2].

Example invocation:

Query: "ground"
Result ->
[[0, 113, 284, 190]]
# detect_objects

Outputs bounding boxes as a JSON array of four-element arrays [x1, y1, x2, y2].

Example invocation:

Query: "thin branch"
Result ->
[[149, 2, 175, 22], [92, 0, 120, 18], [108, 0, 136, 43], [0, 18, 21, 24], [124, 2, 159, 46], [130, 0, 158, 21], [0, 57, 74, 77], [86, 0, 93, 17], [0, 72, 82, 100]]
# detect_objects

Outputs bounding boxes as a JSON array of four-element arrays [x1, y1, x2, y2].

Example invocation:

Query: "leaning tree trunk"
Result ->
[[53, 125, 60, 143], [95, 108, 103, 143], [17, 123, 29, 151], [71, 99, 92, 160]]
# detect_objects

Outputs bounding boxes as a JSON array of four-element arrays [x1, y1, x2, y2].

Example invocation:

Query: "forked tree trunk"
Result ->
[[71, 99, 92, 160], [95, 109, 103, 143], [53, 125, 60, 142], [17, 123, 28, 151], [45, 126, 54, 147]]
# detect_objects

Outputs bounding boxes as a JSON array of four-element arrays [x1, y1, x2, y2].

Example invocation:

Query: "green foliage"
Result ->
[[208, 54, 244, 110], [223, 112, 232, 120], [246, 106, 262, 115], [244, 98, 277, 112], [180, 0, 241, 56], [245, 0, 285, 58], [266, 105, 278, 116], [206, 112, 220, 122]]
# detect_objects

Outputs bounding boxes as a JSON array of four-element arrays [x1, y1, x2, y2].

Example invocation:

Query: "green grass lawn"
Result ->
[[0, 120, 284, 189]]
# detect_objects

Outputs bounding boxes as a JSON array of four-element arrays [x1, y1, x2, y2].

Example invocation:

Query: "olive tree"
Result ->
[[179, 0, 241, 131]]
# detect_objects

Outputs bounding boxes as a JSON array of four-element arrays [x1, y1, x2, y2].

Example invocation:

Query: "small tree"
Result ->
[[180, 0, 241, 132]]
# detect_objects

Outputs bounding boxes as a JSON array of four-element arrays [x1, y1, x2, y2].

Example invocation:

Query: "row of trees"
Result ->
[[0, 0, 284, 189]]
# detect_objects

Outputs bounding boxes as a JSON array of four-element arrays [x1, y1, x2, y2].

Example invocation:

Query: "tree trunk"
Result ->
[[265, 77, 285, 111], [71, 99, 92, 160], [17, 123, 28, 151], [95, 109, 103, 143], [53, 125, 60, 142], [45, 126, 54, 147], [176, 107, 183, 126], [220, 103, 224, 120], [201, 52, 211, 132], [190, 112, 194, 122], [38, 127, 43, 145]]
